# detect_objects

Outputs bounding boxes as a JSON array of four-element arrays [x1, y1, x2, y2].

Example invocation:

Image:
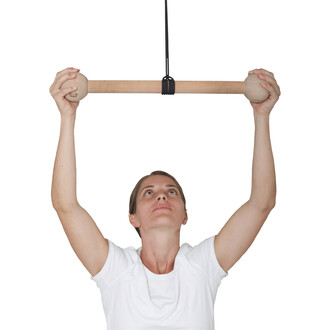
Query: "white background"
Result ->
[[1, 0, 329, 329]]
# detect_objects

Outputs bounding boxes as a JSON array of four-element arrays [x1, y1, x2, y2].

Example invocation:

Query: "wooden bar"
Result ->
[[63, 73, 268, 102], [88, 80, 245, 94]]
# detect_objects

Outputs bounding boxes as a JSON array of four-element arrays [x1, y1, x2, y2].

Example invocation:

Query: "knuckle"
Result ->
[[62, 73, 72, 81]]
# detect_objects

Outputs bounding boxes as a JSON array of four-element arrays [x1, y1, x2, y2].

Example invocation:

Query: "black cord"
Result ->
[[165, 0, 169, 77], [162, 0, 175, 95]]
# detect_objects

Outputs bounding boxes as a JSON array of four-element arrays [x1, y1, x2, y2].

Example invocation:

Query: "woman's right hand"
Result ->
[[49, 67, 81, 117]]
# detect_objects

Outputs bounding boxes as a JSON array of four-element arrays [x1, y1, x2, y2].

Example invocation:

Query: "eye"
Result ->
[[169, 189, 177, 195], [145, 190, 153, 196]]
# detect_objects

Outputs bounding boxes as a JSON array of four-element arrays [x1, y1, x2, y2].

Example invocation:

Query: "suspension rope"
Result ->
[[162, 0, 175, 95]]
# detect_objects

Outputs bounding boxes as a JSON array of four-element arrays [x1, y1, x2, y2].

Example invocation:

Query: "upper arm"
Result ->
[[54, 204, 109, 277], [214, 201, 273, 273]]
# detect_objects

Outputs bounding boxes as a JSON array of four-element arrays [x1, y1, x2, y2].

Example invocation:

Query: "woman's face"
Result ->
[[129, 175, 188, 235]]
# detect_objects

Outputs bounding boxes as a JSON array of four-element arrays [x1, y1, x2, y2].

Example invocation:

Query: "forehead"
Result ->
[[139, 175, 176, 190]]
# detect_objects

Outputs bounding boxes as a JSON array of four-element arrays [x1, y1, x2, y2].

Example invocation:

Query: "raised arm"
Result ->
[[214, 68, 281, 273], [50, 67, 108, 277]]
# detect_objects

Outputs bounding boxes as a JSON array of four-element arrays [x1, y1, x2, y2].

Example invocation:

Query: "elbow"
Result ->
[[265, 197, 276, 212], [51, 193, 62, 210], [267, 199, 276, 211], [51, 195, 58, 210], [249, 198, 276, 212], [52, 200, 63, 212], [51, 195, 78, 212]]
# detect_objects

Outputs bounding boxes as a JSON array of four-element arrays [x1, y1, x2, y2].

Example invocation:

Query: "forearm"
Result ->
[[249, 113, 276, 209], [51, 114, 79, 210]]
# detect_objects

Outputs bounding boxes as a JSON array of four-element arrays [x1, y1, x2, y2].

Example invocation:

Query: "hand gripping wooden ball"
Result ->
[[62, 73, 88, 102], [62, 72, 269, 103]]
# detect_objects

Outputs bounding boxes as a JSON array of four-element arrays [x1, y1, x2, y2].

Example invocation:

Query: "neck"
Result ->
[[140, 231, 180, 274]]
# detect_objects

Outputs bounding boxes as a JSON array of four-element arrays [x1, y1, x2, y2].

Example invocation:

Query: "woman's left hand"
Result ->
[[249, 68, 281, 116]]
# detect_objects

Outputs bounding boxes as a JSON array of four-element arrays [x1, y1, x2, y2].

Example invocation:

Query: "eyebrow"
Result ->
[[140, 184, 178, 195]]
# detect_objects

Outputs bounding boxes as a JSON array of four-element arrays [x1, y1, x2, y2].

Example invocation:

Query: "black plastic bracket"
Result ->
[[162, 75, 175, 95]]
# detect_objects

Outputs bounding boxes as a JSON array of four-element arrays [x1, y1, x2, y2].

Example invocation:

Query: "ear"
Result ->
[[129, 213, 140, 228], [183, 211, 188, 225]]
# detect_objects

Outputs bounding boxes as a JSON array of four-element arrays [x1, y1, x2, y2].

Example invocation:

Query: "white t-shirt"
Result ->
[[90, 235, 228, 330]]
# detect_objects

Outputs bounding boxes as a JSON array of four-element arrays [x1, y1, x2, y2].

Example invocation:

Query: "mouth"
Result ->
[[153, 205, 171, 211]]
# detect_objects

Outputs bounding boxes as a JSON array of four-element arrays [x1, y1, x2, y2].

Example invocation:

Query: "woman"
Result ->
[[50, 67, 280, 329]]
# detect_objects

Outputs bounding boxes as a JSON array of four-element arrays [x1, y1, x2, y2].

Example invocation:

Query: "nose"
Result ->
[[157, 192, 167, 201]]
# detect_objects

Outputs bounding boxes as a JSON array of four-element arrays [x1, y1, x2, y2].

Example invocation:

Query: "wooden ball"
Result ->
[[62, 72, 88, 102], [244, 74, 269, 103]]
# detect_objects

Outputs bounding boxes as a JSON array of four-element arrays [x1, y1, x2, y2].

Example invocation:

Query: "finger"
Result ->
[[55, 85, 78, 98], [56, 67, 80, 77], [52, 72, 79, 94], [249, 68, 274, 78], [50, 68, 80, 92], [257, 73, 281, 96], [260, 81, 279, 103]]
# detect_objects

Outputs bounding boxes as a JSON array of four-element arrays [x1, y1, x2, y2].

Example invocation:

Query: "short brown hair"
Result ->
[[129, 171, 187, 238]]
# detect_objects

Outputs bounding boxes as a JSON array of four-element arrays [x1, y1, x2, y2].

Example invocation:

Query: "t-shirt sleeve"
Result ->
[[90, 239, 131, 289], [187, 235, 228, 289]]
